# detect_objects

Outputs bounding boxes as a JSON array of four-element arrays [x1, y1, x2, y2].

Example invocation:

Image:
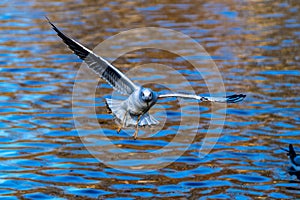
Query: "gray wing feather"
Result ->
[[158, 93, 246, 103], [47, 17, 137, 95]]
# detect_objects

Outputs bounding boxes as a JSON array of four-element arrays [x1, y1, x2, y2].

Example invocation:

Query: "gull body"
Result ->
[[286, 144, 300, 171], [126, 87, 158, 116], [106, 87, 159, 128], [47, 17, 246, 139], [282, 144, 300, 172]]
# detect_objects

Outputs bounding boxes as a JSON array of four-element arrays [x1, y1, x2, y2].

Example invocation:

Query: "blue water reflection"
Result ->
[[0, 0, 300, 199]]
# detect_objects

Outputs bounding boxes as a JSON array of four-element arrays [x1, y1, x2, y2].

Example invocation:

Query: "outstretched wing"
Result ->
[[158, 93, 246, 103], [294, 156, 300, 166], [289, 144, 297, 158], [46, 17, 138, 95]]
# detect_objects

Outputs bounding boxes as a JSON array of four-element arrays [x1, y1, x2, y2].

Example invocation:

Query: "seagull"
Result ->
[[46, 17, 246, 139], [281, 144, 300, 171]]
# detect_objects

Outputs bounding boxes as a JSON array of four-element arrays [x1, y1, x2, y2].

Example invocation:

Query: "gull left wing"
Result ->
[[158, 93, 246, 103]]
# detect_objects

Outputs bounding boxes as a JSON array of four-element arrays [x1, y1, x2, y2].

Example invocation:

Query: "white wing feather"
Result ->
[[158, 93, 246, 103]]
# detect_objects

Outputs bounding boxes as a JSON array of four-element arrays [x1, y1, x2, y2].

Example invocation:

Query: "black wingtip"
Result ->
[[45, 16, 62, 35], [226, 94, 246, 103], [289, 144, 296, 157], [45, 17, 89, 61], [280, 147, 289, 152], [45, 16, 55, 28], [45, 16, 50, 23]]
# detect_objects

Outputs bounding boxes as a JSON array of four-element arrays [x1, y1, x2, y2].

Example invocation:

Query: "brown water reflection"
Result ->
[[0, 0, 300, 199]]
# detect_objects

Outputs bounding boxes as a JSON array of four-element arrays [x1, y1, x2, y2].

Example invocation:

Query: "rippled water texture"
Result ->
[[1, 0, 300, 199]]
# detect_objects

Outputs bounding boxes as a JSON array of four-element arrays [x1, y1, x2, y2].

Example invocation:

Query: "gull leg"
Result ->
[[133, 115, 141, 140], [117, 126, 121, 134], [105, 101, 112, 114], [117, 110, 127, 134]]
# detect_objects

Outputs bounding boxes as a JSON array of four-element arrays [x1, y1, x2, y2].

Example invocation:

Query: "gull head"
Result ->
[[140, 88, 154, 103]]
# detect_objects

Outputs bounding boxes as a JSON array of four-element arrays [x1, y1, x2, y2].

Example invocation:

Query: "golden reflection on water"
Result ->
[[0, 0, 300, 198]]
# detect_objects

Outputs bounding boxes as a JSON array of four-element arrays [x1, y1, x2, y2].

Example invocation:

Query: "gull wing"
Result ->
[[289, 144, 297, 158], [158, 93, 246, 103], [294, 156, 300, 166], [46, 17, 138, 95]]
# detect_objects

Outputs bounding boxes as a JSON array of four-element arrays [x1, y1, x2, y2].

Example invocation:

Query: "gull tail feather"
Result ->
[[139, 113, 159, 126], [106, 98, 126, 122], [106, 98, 141, 127]]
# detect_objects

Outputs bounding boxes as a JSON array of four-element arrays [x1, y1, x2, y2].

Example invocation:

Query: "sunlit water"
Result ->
[[1, 0, 300, 199]]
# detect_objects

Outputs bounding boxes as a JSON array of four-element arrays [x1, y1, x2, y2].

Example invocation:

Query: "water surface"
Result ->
[[0, 0, 300, 199]]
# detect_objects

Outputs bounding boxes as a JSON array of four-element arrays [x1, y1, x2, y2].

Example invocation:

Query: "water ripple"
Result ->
[[0, 0, 299, 199]]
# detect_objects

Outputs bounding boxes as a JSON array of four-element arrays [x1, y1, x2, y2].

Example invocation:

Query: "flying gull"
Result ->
[[47, 18, 246, 139], [282, 144, 300, 171]]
